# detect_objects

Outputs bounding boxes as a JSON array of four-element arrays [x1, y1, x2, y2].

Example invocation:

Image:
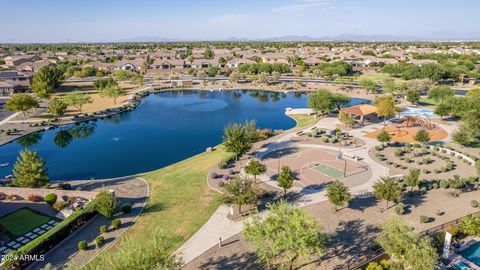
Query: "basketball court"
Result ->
[[262, 147, 369, 188]]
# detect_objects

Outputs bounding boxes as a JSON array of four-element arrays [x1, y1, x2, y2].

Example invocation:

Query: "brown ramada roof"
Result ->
[[340, 104, 378, 116]]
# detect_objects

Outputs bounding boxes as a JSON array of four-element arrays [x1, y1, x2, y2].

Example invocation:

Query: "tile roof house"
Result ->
[[261, 53, 289, 64], [0, 71, 33, 95], [115, 59, 144, 71], [226, 59, 256, 68], [190, 59, 219, 69], [151, 59, 185, 69]]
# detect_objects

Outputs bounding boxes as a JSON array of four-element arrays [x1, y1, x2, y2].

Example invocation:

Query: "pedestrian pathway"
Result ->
[[27, 176, 149, 270], [175, 116, 391, 265]]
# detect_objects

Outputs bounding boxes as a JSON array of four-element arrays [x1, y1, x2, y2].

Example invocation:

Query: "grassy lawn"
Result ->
[[288, 114, 318, 128], [0, 208, 51, 237], [357, 73, 406, 84], [85, 146, 230, 269], [418, 97, 438, 107]]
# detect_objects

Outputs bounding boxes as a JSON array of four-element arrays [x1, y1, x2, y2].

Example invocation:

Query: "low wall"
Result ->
[[0, 187, 99, 200]]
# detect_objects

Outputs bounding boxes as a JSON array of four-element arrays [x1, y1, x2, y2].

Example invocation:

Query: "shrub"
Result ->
[[471, 200, 479, 208], [111, 219, 121, 230], [441, 149, 447, 153], [311, 130, 318, 137], [100, 225, 108, 233], [218, 160, 228, 169], [209, 172, 218, 179], [423, 158, 430, 164], [394, 203, 405, 215], [419, 215, 429, 223], [375, 145, 382, 151], [450, 152, 455, 156], [44, 193, 57, 206], [431, 182, 438, 189], [433, 146, 439, 151], [394, 149, 403, 157], [322, 137, 329, 142], [328, 137, 337, 143], [440, 179, 449, 189], [436, 210, 445, 216], [404, 157, 411, 163], [121, 203, 132, 213], [446, 162, 453, 171], [85, 191, 117, 218], [95, 235, 104, 246], [78, 240, 88, 250], [53, 201, 69, 211]]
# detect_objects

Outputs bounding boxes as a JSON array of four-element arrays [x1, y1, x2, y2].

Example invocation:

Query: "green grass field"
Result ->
[[287, 114, 318, 128], [312, 164, 344, 178], [85, 146, 231, 269], [0, 208, 50, 237], [357, 73, 406, 84]]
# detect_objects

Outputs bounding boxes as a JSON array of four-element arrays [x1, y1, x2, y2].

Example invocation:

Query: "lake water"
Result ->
[[0, 90, 370, 180]]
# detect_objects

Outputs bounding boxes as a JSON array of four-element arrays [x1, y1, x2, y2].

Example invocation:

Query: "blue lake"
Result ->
[[0, 90, 369, 180]]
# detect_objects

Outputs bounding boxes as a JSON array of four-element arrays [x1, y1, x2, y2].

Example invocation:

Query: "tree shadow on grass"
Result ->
[[142, 201, 166, 214]]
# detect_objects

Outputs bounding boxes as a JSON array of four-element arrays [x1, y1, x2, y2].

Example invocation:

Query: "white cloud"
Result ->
[[271, 0, 332, 12]]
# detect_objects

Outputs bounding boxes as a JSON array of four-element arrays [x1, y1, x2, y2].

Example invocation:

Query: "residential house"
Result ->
[[261, 53, 289, 64], [226, 59, 255, 68], [4, 55, 36, 67], [151, 59, 185, 70], [0, 71, 33, 95], [190, 59, 219, 69], [115, 59, 144, 72], [409, 59, 438, 66]]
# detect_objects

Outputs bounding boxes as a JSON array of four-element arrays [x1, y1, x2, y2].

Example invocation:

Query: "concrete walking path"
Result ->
[[176, 116, 391, 265]]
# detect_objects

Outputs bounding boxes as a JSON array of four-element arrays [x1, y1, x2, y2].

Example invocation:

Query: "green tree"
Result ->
[[5, 93, 39, 116], [359, 79, 377, 94], [378, 217, 438, 270], [406, 90, 420, 104], [307, 89, 335, 115], [221, 176, 259, 214], [31, 66, 64, 98], [373, 176, 401, 209], [12, 149, 49, 188], [434, 102, 451, 119], [63, 91, 92, 112], [94, 76, 118, 90], [207, 66, 220, 77], [458, 214, 480, 236], [376, 130, 391, 146], [404, 168, 421, 192], [203, 47, 214, 59], [374, 95, 396, 126], [326, 180, 351, 212], [339, 111, 355, 127], [47, 98, 67, 118], [98, 85, 127, 104], [244, 159, 266, 183], [453, 110, 480, 145], [223, 123, 252, 160], [428, 85, 454, 104], [331, 93, 351, 110], [414, 129, 430, 145], [244, 200, 327, 270], [86, 191, 117, 218], [277, 166, 294, 197]]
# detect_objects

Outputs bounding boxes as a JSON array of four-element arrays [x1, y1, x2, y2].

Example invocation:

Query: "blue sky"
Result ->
[[1, 0, 479, 42]]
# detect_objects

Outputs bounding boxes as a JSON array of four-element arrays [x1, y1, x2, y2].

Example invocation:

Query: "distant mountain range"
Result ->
[[119, 32, 480, 42]]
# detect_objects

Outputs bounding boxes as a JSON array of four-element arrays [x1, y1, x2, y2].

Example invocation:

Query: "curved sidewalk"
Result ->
[[27, 176, 149, 270], [176, 116, 390, 265]]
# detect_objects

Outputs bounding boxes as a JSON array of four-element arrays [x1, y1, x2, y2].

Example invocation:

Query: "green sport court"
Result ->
[[311, 163, 345, 179], [0, 208, 52, 237]]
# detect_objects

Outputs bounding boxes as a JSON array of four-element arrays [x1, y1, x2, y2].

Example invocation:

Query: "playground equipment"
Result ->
[[397, 116, 436, 130]]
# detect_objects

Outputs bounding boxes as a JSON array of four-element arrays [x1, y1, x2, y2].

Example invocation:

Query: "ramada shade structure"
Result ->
[[340, 104, 378, 125]]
